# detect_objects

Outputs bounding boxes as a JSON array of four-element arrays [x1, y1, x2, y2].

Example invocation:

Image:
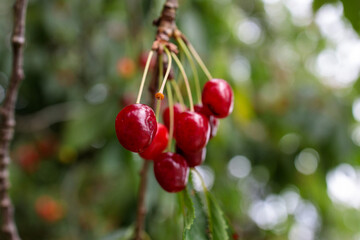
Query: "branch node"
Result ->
[[11, 36, 25, 45], [0, 0, 28, 239]]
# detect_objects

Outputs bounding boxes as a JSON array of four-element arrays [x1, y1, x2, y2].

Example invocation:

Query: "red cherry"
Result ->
[[139, 123, 169, 160], [176, 145, 206, 167], [115, 104, 157, 153], [202, 79, 234, 118], [194, 104, 220, 138], [194, 103, 212, 117], [154, 152, 189, 192], [175, 111, 210, 153], [37, 136, 58, 158], [162, 103, 185, 131]]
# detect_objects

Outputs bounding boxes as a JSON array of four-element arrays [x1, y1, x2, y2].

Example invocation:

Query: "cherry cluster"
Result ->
[[115, 77, 233, 193]]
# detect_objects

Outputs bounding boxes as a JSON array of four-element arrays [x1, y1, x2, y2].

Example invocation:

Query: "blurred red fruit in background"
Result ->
[[36, 135, 59, 158], [117, 57, 136, 78], [138, 51, 156, 70], [35, 195, 65, 223], [14, 144, 40, 173]]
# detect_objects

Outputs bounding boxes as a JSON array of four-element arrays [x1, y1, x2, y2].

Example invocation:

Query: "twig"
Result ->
[[134, 1, 179, 239], [134, 160, 150, 240], [152, 0, 179, 42], [0, 0, 28, 240]]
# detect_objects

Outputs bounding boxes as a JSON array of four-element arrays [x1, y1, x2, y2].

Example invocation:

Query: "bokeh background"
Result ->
[[1, 0, 360, 239]]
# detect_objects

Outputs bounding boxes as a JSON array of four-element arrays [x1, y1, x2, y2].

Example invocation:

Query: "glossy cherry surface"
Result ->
[[194, 104, 220, 138], [176, 146, 206, 167], [140, 123, 169, 160], [162, 103, 185, 131], [154, 152, 189, 192], [175, 111, 210, 153], [115, 104, 157, 153], [202, 79, 234, 118]]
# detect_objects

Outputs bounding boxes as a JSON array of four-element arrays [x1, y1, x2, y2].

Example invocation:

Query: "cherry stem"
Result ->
[[156, 47, 172, 99], [166, 83, 174, 151], [171, 80, 185, 109], [187, 43, 213, 80], [155, 99, 162, 121], [177, 37, 201, 103], [192, 168, 208, 193], [171, 52, 194, 112], [136, 50, 154, 104], [158, 53, 163, 90], [155, 53, 163, 121]]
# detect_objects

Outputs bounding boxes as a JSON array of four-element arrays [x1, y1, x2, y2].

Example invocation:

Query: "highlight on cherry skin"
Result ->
[[140, 123, 169, 160], [153, 152, 189, 193], [202, 78, 234, 118], [115, 103, 157, 153], [175, 111, 210, 153]]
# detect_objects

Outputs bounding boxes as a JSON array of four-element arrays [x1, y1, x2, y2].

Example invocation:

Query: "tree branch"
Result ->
[[134, 160, 150, 240], [153, 0, 178, 42], [0, 0, 28, 239], [134, 1, 179, 239]]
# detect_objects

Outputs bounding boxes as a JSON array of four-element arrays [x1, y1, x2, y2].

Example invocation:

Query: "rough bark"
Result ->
[[0, 0, 28, 240]]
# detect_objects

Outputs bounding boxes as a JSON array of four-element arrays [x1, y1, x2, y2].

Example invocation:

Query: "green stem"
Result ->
[[192, 168, 208, 193], [187, 43, 213, 80], [155, 53, 164, 121], [166, 83, 174, 151], [136, 50, 154, 104], [171, 52, 194, 112], [155, 99, 162, 121], [157, 47, 172, 96], [177, 37, 201, 103], [158, 53, 163, 89], [171, 81, 185, 108]]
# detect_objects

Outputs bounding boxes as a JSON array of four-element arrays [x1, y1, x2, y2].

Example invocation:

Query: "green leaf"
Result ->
[[180, 187, 195, 234], [205, 191, 229, 240], [341, 0, 360, 34], [191, 169, 229, 240], [181, 177, 209, 240]]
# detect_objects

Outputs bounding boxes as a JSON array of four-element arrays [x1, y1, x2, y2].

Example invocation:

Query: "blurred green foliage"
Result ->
[[313, 0, 360, 34], [1, 0, 360, 239]]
